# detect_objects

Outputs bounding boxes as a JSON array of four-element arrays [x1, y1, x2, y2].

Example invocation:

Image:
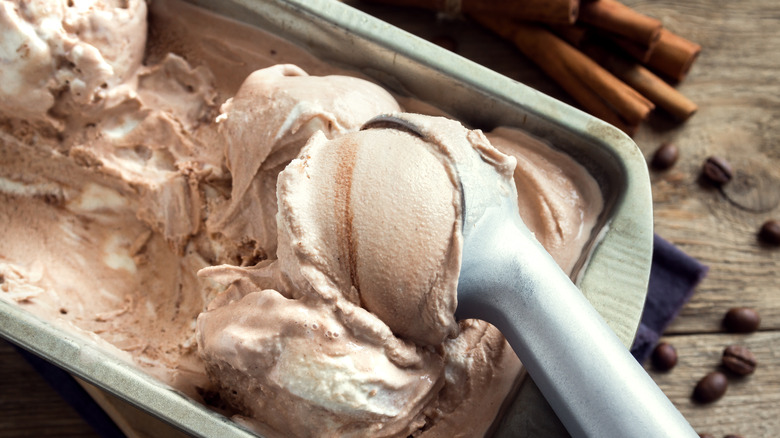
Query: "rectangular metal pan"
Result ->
[[0, 1, 653, 436]]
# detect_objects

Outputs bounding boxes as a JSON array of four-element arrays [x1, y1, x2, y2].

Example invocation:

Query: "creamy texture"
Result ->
[[277, 127, 462, 346], [487, 128, 603, 275], [194, 115, 558, 438], [0, 0, 604, 437], [0, 0, 147, 128], [197, 265, 445, 438], [211, 64, 402, 260]]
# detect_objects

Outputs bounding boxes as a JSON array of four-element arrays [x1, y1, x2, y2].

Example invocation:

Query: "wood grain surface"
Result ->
[[0, 339, 100, 438], [1, 0, 778, 437]]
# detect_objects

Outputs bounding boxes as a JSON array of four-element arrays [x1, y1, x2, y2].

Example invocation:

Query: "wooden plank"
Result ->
[[0, 339, 99, 438], [627, 0, 780, 334], [647, 332, 780, 437]]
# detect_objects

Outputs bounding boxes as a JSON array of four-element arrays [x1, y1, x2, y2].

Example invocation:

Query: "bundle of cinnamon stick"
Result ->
[[361, 0, 701, 135]]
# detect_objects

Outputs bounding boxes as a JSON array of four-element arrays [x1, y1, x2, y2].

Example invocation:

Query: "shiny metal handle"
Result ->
[[456, 204, 698, 438]]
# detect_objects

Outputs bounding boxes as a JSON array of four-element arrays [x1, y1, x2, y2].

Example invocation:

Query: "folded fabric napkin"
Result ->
[[15, 233, 706, 437], [629, 234, 709, 363]]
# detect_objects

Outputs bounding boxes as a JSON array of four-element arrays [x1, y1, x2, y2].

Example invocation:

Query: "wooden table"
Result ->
[[2, 0, 778, 437]]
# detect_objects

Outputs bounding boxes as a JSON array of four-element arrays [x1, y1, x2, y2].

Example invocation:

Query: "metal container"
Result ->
[[0, 0, 653, 436]]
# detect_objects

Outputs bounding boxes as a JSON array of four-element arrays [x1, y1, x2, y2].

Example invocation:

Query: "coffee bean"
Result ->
[[651, 342, 678, 371], [722, 345, 757, 375], [697, 434, 715, 438], [723, 307, 761, 333], [724, 435, 744, 438], [758, 219, 780, 245], [702, 156, 733, 185], [651, 143, 679, 170], [692, 371, 728, 403]]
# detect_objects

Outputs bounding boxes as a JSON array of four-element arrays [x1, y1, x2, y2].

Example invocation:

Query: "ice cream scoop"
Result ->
[[360, 114, 698, 438]]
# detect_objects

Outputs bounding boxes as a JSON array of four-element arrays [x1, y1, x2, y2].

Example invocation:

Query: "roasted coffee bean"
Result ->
[[724, 435, 744, 438], [692, 371, 728, 403], [651, 143, 679, 170], [651, 342, 678, 371], [722, 345, 757, 375], [723, 307, 761, 333], [702, 156, 733, 185], [758, 219, 780, 245], [697, 434, 715, 438]]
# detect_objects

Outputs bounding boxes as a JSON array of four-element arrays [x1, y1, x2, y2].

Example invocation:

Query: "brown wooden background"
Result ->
[[2, 0, 779, 436]]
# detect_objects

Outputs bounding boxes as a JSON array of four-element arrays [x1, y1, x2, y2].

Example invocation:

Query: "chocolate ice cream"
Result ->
[[0, 0, 604, 436]]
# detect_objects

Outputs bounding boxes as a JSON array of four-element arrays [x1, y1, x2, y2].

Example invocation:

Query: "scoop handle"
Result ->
[[456, 207, 698, 438]]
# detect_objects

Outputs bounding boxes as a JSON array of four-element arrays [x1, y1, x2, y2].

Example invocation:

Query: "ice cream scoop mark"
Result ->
[[335, 137, 360, 296], [360, 114, 425, 139]]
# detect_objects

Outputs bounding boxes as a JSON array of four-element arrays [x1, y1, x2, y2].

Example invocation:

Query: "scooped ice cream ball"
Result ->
[[275, 117, 465, 346]]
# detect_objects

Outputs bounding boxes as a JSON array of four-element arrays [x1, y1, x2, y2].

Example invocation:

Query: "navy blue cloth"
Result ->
[[630, 234, 709, 363]]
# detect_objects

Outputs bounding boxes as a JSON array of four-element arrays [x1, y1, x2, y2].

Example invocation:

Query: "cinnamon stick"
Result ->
[[361, 0, 581, 24], [463, 0, 580, 25], [550, 23, 590, 47], [578, 0, 662, 47], [646, 28, 702, 82], [357, 0, 446, 10], [474, 15, 654, 133], [610, 36, 658, 64], [551, 26, 696, 121], [585, 45, 698, 121], [552, 22, 657, 64]]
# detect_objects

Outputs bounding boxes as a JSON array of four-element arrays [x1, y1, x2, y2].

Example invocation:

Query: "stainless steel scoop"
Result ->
[[362, 114, 698, 438]]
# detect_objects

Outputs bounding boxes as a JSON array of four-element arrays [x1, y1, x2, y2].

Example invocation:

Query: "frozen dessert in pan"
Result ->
[[0, 0, 602, 436], [198, 113, 515, 436]]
